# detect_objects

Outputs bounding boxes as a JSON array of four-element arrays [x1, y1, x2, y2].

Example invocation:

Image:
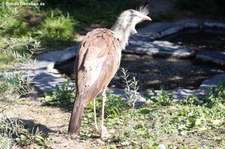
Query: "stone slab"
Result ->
[[199, 74, 225, 90], [126, 40, 194, 58], [196, 51, 225, 66], [37, 46, 79, 64], [31, 69, 74, 92]]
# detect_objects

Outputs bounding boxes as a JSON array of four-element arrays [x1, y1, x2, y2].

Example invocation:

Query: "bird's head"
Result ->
[[111, 6, 151, 49], [127, 6, 152, 34], [112, 6, 151, 35]]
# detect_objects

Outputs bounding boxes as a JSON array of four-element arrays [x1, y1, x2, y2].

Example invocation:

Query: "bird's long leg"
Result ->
[[93, 98, 99, 131], [101, 88, 110, 140], [101, 90, 106, 130]]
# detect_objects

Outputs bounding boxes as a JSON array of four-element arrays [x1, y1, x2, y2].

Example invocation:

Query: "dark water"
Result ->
[[55, 29, 225, 90]]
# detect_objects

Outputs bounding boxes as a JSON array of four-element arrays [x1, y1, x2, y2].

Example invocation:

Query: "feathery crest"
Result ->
[[138, 5, 149, 16]]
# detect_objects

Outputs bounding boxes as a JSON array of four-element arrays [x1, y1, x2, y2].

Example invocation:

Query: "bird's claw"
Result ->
[[95, 125, 100, 132], [101, 126, 111, 141]]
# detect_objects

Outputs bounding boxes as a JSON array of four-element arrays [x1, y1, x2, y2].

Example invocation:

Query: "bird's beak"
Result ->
[[143, 16, 152, 21]]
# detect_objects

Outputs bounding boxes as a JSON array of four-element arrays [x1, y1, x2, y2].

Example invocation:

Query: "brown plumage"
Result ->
[[68, 6, 151, 139], [68, 29, 121, 135]]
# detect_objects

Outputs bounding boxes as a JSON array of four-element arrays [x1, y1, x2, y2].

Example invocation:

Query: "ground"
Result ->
[[1, 87, 225, 148], [1, 95, 95, 149]]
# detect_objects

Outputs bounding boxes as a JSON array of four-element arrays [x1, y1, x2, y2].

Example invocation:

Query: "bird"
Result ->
[[68, 6, 151, 140]]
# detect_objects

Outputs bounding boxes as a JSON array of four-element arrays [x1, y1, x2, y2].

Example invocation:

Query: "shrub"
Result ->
[[37, 10, 77, 48], [0, 1, 78, 49]]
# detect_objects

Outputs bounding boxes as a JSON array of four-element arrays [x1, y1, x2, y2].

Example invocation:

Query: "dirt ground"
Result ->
[[1, 95, 105, 149]]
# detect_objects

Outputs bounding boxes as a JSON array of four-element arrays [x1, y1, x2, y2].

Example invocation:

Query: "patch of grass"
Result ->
[[41, 68, 225, 148], [78, 83, 225, 148], [0, 118, 48, 148]]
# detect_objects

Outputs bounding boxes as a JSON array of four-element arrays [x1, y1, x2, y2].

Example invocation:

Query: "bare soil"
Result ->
[[0, 96, 106, 149]]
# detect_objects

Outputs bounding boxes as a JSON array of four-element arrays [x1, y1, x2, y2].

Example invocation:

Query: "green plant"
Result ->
[[89, 94, 124, 119], [59, 0, 140, 27], [121, 68, 140, 108], [0, 0, 41, 37], [4, 36, 41, 52], [38, 10, 77, 47], [155, 89, 171, 106], [144, 88, 171, 106], [0, 118, 47, 147], [0, 6, 20, 31], [105, 94, 124, 118], [207, 83, 225, 106], [1, 72, 34, 97], [0, 1, 77, 49], [43, 79, 75, 107], [0, 136, 13, 149], [0, 36, 42, 76]]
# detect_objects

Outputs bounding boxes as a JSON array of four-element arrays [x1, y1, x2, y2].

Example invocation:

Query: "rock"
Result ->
[[126, 40, 194, 58], [22, 46, 78, 92], [31, 69, 74, 92], [129, 22, 175, 42], [151, 40, 194, 57], [159, 25, 184, 38], [196, 51, 225, 66], [199, 74, 225, 91], [37, 46, 79, 64], [204, 21, 225, 30]]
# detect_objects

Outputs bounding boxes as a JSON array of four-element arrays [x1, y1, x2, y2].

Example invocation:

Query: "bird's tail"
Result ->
[[68, 95, 85, 136]]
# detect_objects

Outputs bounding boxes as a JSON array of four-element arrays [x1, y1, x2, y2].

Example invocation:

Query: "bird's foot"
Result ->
[[101, 126, 111, 141], [94, 126, 100, 133], [68, 133, 78, 140]]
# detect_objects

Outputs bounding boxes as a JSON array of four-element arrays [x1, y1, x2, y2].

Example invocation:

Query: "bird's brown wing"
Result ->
[[75, 28, 121, 104]]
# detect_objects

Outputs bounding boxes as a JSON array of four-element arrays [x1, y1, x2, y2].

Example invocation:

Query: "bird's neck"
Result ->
[[111, 22, 132, 50]]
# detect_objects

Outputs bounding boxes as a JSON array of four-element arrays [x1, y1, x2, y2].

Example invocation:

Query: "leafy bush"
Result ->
[[37, 11, 77, 47], [0, 1, 41, 37], [0, 0, 78, 49]]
